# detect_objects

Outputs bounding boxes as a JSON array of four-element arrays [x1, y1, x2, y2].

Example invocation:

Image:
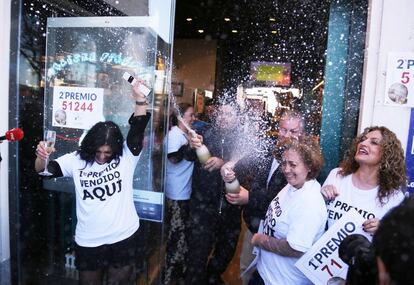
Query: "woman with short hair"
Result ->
[[250, 136, 327, 285]]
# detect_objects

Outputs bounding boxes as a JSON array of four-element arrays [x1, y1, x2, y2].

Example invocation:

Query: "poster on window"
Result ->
[[384, 52, 414, 106], [133, 190, 164, 222], [295, 209, 371, 285], [52, 86, 104, 129]]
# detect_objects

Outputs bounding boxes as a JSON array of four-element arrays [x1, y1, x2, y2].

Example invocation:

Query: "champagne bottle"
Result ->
[[223, 169, 240, 193], [189, 130, 211, 164], [225, 179, 240, 194]]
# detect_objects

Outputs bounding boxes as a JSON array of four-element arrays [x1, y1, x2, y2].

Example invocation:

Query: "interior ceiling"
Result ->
[[174, 0, 331, 91], [174, 0, 329, 40]]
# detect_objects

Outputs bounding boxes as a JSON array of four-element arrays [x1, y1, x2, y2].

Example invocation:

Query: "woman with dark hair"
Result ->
[[163, 103, 196, 284], [322, 126, 406, 234], [35, 83, 150, 285], [250, 136, 327, 285]]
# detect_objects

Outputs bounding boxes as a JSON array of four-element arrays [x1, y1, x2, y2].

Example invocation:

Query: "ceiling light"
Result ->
[[186, 18, 193, 22], [231, 30, 238, 33], [198, 29, 204, 33], [271, 30, 277, 34], [269, 18, 276, 21], [224, 18, 231, 22]]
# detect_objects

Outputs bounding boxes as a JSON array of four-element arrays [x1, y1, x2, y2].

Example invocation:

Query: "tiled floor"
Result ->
[[0, 260, 10, 285]]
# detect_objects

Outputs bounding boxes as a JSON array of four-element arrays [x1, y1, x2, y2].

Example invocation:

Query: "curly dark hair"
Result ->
[[77, 121, 124, 165], [279, 135, 324, 180], [170, 103, 193, 127], [339, 126, 407, 205]]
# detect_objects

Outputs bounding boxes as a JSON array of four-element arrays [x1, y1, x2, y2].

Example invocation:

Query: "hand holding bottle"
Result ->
[[188, 130, 203, 148], [225, 186, 249, 205], [188, 130, 212, 164], [221, 161, 240, 193], [203, 157, 224, 172]]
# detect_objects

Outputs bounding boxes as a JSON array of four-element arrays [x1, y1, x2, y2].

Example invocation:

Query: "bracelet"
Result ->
[[135, 100, 148, 106]]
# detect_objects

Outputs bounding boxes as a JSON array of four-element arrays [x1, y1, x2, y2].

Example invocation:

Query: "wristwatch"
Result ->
[[135, 100, 148, 106]]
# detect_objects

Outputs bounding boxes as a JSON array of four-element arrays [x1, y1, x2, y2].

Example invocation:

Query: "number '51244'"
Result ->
[[62, 101, 93, 112]]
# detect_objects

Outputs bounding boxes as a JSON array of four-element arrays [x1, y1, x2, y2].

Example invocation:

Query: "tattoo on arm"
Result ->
[[262, 236, 303, 258]]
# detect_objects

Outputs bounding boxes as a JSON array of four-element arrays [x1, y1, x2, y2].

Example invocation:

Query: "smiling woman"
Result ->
[[322, 126, 407, 234], [250, 136, 326, 285]]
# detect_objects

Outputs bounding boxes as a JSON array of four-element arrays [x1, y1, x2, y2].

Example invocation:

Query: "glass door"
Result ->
[[9, 1, 175, 284]]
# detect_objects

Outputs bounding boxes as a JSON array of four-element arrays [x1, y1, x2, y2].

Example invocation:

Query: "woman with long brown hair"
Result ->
[[322, 126, 406, 234]]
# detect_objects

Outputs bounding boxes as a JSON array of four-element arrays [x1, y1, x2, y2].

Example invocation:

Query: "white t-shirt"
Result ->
[[164, 126, 194, 200], [324, 168, 405, 229], [257, 180, 327, 285], [56, 142, 141, 247]]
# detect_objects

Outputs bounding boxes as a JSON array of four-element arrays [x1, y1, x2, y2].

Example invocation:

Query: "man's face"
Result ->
[[215, 105, 238, 131], [278, 116, 303, 140]]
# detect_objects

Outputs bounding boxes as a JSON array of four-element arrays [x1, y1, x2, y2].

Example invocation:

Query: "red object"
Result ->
[[0, 128, 24, 141]]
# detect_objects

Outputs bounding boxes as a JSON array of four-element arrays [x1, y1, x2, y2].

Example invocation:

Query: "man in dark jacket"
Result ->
[[186, 100, 243, 285]]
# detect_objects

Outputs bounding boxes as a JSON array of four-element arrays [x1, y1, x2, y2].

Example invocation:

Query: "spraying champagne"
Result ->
[[177, 115, 211, 164]]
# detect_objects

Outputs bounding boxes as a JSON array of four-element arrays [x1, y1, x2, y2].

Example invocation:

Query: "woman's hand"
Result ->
[[203, 157, 224, 172], [35, 141, 54, 160], [363, 218, 380, 234], [251, 233, 267, 248], [321, 184, 339, 201], [131, 78, 148, 116], [35, 141, 55, 173], [225, 186, 249, 205], [131, 79, 148, 101]]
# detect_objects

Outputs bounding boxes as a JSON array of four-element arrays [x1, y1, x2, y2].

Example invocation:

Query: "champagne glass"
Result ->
[[39, 130, 56, 176]]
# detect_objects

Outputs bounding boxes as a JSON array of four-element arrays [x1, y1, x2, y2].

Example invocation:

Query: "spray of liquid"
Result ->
[[168, 89, 272, 167]]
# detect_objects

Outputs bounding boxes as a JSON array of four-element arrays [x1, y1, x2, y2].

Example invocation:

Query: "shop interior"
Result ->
[[172, 0, 329, 137]]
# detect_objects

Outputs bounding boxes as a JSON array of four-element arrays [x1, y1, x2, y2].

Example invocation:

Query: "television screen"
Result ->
[[250, 61, 291, 87]]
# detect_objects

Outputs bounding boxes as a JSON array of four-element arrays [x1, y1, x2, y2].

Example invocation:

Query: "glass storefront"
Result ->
[[5, 0, 369, 284]]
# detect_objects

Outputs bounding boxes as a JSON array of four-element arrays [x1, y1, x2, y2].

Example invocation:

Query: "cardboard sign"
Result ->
[[384, 53, 414, 106], [52, 86, 104, 129], [295, 209, 371, 284]]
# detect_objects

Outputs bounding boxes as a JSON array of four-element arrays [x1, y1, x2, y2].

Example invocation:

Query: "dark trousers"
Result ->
[[185, 200, 241, 285], [164, 199, 190, 284]]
